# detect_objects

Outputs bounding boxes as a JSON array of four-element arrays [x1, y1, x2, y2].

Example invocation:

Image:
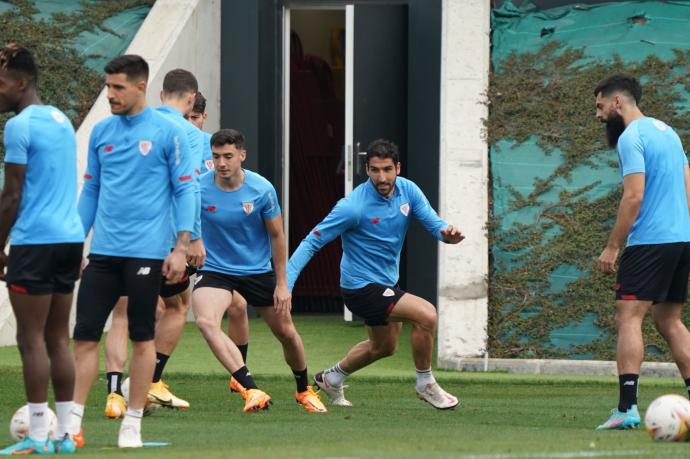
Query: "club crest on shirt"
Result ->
[[50, 110, 65, 124], [139, 140, 153, 156], [205, 159, 215, 171], [400, 203, 410, 217], [242, 201, 254, 215]]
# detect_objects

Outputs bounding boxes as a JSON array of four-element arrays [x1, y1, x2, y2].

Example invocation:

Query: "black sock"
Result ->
[[238, 343, 249, 363], [106, 372, 123, 395], [293, 368, 308, 393], [232, 366, 257, 390], [152, 353, 170, 383], [618, 374, 639, 412], [684, 378, 690, 399]]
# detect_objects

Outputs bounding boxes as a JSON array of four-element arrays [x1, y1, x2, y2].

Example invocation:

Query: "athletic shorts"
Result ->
[[616, 242, 690, 303], [74, 255, 163, 342], [6, 243, 83, 295], [193, 270, 275, 307], [341, 283, 406, 326], [159, 265, 197, 298]]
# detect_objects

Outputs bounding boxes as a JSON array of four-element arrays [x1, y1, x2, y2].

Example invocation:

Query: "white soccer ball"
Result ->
[[121, 377, 158, 416], [9, 405, 58, 442], [644, 394, 690, 441]]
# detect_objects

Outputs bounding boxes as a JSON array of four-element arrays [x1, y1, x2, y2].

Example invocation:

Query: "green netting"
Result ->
[[490, 1, 690, 356]]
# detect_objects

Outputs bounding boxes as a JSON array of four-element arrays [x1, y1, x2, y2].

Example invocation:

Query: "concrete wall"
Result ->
[[437, 0, 491, 363], [0, 0, 221, 346]]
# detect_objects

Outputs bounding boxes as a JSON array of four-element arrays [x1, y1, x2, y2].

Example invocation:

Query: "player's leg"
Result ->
[[104, 297, 128, 418], [227, 291, 249, 362]]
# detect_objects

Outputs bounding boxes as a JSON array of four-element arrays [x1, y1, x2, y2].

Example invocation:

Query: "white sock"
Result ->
[[68, 403, 84, 436], [54, 401, 73, 438], [415, 368, 436, 391], [324, 363, 348, 386], [28, 402, 49, 442], [122, 408, 143, 431]]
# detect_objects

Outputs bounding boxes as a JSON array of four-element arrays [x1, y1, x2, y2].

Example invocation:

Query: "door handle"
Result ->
[[355, 141, 367, 175]]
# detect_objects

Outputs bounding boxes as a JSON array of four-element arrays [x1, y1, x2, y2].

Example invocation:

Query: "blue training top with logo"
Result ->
[[3, 105, 84, 245], [78, 106, 196, 260], [200, 169, 281, 275], [287, 176, 448, 291], [156, 105, 203, 243], [199, 130, 214, 174], [617, 117, 690, 246]]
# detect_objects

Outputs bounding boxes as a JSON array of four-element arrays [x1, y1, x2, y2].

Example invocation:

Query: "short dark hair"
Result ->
[[593, 73, 641, 104], [0, 44, 38, 85], [162, 68, 198, 97], [193, 91, 207, 113], [104, 54, 149, 82], [211, 129, 246, 150], [366, 139, 399, 165]]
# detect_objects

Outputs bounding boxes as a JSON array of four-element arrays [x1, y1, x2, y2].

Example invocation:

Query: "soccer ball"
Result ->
[[644, 394, 690, 441], [9, 405, 58, 442], [121, 377, 159, 416]]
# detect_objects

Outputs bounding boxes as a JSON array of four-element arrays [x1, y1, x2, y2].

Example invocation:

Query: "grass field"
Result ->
[[1, 315, 689, 458]]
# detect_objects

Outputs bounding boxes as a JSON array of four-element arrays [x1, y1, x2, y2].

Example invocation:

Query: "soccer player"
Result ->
[[594, 74, 690, 430], [187, 91, 213, 173], [69, 54, 195, 448], [193, 129, 326, 413], [288, 139, 463, 410], [102, 68, 206, 418], [0, 44, 84, 455]]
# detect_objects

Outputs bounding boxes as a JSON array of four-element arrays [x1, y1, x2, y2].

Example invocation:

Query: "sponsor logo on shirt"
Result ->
[[371, 217, 380, 224], [313, 230, 321, 237], [400, 203, 410, 217], [139, 140, 153, 156], [50, 110, 65, 124], [205, 205, 217, 213], [84, 174, 93, 180], [243, 201, 254, 215], [103, 145, 114, 153]]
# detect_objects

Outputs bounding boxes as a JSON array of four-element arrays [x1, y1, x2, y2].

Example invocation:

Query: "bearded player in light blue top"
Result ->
[[192, 129, 327, 413], [0, 44, 83, 456], [287, 139, 464, 410], [594, 74, 690, 430]]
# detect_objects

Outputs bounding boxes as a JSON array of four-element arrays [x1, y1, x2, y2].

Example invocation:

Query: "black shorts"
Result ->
[[616, 242, 690, 303], [6, 243, 83, 295], [74, 255, 163, 342], [193, 270, 275, 307], [341, 283, 405, 326], [159, 265, 197, 298]]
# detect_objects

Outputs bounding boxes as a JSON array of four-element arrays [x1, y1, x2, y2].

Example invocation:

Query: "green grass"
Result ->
[[1, 315, 689, 458]]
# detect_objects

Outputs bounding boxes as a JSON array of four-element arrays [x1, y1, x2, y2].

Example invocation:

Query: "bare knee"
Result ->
[[195, 315, 217, 338], [371, 339, 397, 359], [272, 324, 298, 343], [416, 306, 437, 332], [16, 332, 44, 356], [44, 332, 70, 357]]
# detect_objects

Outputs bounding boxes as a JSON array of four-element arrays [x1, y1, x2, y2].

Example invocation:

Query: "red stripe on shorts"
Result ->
[[8, 284, 28, 294]]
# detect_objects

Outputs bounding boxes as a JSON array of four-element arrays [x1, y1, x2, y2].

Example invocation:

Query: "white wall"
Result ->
[[437, 0, 491, 363], [0, 0, 221, 346]]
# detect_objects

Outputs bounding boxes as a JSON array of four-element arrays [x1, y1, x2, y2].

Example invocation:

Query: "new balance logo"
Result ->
[[137, 267, 151, 276], [623, 381, 636, 386], [194, 275, 203, 285]]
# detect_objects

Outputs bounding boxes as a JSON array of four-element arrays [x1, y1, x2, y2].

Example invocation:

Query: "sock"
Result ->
[[28, 402, 49, 442], [107, 372, 123, 395], [293, 368, 309, 393], [618, 374, 639, 412], [685, 378, 690, 399], [152, 353, 170, 383], [122, 408, 143, 431], [54, 401, 73, 438], [68, 403, 84, 435], [238, 343, 249, 363], [324, 363, 348, 386], [415, 368, 436, 391], [232, 366, 257, 389]]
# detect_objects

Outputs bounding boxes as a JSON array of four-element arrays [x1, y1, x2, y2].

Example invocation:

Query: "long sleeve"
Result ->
[[409, 181, 448, 242], [77, 127, 101, 236], [168, 127, 195, 234]]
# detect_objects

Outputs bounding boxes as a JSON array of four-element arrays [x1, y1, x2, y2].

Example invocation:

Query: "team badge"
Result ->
[[50, 110, 65, 124], [400, 203, 410, 216], [205, 159, 215, 171], [382, 288, 395, 297], [139, 140, 153, 156], [242, 201, 254, 215]]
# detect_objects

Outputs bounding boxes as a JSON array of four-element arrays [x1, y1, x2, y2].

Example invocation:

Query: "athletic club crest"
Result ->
[[400, 203, 410, 216], [205, 159, 215, 171], [242, 201, 254, 215], [139, 140, 153, 156]]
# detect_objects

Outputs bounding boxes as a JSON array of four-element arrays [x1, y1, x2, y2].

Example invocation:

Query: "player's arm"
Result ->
[[163, 127, 195, 283], [410, 182, 465, 244], [287, 199, 359, 291], [77, 127, 102, 236], [265, 215, 291, 313], [188, 129, 205, 267], [597, 130, 645, 273], [684, 163, 690, 216]]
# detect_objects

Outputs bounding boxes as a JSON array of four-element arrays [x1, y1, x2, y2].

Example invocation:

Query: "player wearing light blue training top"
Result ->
[[70, 55, 195, 449], [192, 129, 327, 413], [0, 44, 83, 456], [594, 74, 690, 431], [187, 91, 214, 173], [287, 139, 464, 410]]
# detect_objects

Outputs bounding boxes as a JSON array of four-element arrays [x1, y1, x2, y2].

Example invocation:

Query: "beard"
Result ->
[[605, 113, 626, 148]]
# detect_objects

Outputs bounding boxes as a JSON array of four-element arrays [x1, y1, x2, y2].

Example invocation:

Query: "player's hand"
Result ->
[[440, 225, 465, 244], [273, 283, 292, 314], [597, 246, 619, 273], [163, 249, 187, 284], [0, 251, 7, 281], [187, 239, 206, 267]]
